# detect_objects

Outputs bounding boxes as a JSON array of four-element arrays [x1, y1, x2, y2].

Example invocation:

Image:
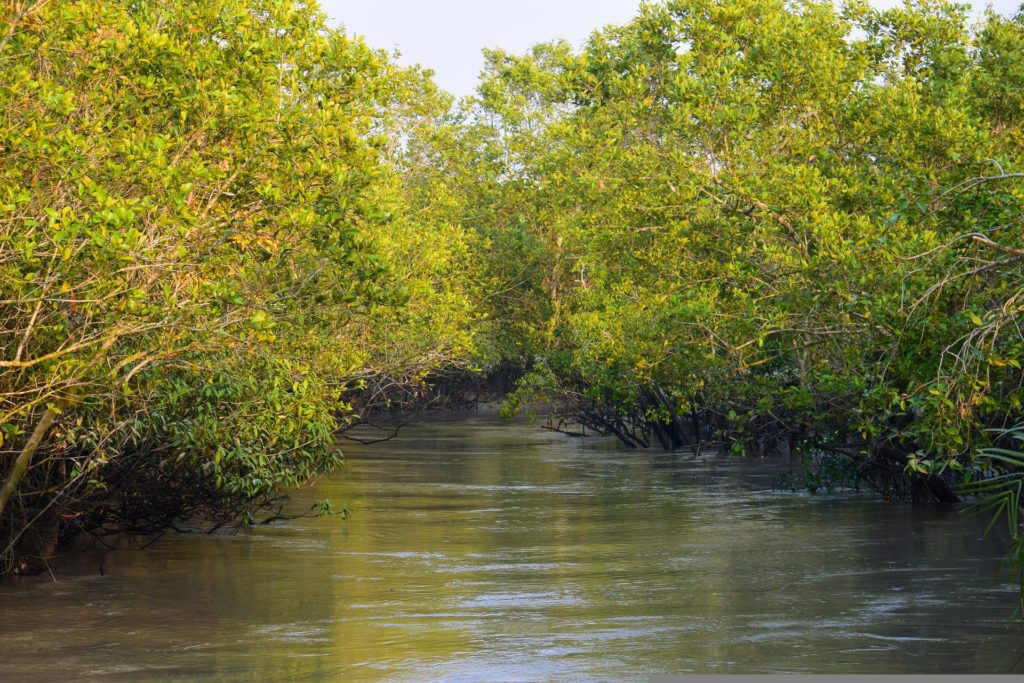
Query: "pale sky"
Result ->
[[319, 0, 1022, 97]]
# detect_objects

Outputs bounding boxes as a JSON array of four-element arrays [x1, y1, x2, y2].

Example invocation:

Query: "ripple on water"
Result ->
[[2, 417, 1023, 679]]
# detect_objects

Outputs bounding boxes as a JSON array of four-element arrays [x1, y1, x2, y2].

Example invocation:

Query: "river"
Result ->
[[1, 417, 1022, 679]]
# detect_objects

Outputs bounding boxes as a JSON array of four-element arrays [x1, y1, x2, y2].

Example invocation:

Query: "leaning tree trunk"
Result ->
[[0, 404, 61, 524], [0, 334, 119, 572]]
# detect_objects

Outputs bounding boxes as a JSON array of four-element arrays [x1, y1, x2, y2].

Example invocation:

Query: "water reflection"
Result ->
[[1, 418, 1021, 679]]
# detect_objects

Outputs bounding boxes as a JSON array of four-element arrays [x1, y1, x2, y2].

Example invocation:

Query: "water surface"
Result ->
[[1, 418, 1021, 679]]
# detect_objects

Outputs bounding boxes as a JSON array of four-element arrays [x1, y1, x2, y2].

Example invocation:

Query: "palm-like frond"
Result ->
[[961, 425, 1024, 612]]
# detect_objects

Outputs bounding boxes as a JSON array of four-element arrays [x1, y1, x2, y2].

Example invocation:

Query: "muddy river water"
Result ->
[[1, 418, 1022, 679]]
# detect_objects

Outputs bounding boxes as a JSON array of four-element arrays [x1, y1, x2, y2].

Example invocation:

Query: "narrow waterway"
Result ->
[[1, 418, 1021, 680]]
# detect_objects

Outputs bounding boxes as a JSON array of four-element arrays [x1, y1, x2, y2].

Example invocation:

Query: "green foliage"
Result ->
[[959, 424, 1024, 610], [3, 0, 1024, 584], [0, 0, 484, 564], [437, 0, 1024, 476], [423, 0, 1024, 594]]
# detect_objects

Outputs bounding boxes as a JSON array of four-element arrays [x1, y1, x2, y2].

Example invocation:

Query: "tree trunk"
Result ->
[[0, 405, 60, 524]]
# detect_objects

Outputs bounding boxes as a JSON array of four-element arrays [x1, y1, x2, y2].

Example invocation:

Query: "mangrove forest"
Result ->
[[3, 0, 1024, 647]]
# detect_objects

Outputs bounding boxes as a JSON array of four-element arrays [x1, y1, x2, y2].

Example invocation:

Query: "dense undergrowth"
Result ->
[[2, 0, 1024, 576]]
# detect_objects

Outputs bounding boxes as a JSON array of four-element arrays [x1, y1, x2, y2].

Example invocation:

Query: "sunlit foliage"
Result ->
[[3, 0, 1024, 576], [0, 0, 481, 570], [447, 0, 1024, 504]]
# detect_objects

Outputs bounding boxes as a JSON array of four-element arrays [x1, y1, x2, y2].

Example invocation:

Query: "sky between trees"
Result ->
[[322, 0, 1022, 96]]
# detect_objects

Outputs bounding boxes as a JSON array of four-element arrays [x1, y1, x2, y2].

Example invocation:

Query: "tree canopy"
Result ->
[[0, 0, 483, 570], [2, 0, 1024, 575]]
